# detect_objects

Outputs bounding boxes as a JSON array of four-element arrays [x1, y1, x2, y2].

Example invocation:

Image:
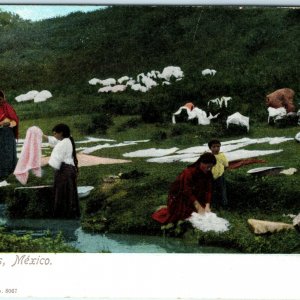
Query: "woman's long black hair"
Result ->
[[52, 123, 78, 173]]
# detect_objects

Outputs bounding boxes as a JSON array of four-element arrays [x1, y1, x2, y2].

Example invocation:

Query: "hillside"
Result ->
[[0, 6, 299, 122]]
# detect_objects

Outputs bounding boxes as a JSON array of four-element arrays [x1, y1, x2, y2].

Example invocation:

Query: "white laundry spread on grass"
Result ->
[[147, 153, 199, 163], [76, 137, 116, 144], [0, 180, 10, 187], [280, 168, 297, 175], [180, 149, 283, 163], [125, 136, 291, 163], [187, 212, 230, 233], [123, 147, 179, 157], [81, 140, 150, 154]]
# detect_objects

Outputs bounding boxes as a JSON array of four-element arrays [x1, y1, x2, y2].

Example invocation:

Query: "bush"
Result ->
[[116, 117, 141, 132], [75, 112, 113, 135], [140, 101, 165, 123]]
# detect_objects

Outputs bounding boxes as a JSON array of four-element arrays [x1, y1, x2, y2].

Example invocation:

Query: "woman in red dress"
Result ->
[[152, 152, 216, 224], [0, 90, 19, 180]]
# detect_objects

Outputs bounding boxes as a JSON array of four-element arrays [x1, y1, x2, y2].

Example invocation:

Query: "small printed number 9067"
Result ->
[[6, 289, 17, 293]]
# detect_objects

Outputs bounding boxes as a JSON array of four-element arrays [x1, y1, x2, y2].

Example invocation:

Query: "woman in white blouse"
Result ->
[[43, 123, 80, 218]]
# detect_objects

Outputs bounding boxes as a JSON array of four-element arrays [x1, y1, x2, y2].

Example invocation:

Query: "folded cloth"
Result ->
[[14, 126, 43, 185]]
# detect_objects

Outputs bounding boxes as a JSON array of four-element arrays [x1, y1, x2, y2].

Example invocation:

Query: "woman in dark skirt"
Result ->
[[0, 90, 19, 181], [44, 123, 80, 219]]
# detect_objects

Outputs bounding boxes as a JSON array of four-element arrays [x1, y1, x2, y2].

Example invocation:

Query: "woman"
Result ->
[[0, 90, 19, 181], [44, 123, 80, 219], [152, 152, 216, 224]]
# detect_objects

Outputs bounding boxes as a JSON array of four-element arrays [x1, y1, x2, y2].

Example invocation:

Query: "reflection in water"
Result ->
[[0, 204, 236, 253]]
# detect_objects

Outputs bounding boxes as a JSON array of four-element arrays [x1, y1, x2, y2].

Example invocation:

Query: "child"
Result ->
[[208, 139, 228, 209]]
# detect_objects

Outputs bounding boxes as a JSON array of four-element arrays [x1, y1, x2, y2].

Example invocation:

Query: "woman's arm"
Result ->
[[0, 118, 16, 127]]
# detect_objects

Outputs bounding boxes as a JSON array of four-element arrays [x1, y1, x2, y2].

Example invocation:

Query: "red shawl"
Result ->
[[0, 101, 19, 139]]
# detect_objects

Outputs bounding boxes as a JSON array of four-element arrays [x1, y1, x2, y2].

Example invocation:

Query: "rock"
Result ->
[[7, 186, 54, 218], [248, 218, 294, 234]]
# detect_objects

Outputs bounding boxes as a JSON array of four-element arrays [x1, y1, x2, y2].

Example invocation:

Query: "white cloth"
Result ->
[[187, 212, 230, 233], [48, 137, 75, 170]]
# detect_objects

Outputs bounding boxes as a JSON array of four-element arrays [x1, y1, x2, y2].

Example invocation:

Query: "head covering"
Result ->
[[0, 90, 19, 139]]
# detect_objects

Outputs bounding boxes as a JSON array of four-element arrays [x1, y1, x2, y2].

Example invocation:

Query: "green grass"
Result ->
[[3, 114, 300, 253]]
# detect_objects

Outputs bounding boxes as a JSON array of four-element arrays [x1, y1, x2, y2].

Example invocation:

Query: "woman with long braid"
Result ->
[[43, 123, 80, 218]]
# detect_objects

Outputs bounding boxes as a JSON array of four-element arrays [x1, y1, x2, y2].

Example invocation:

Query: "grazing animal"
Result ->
[[202, 69, 217, 76], [99, 78, 117, 86]]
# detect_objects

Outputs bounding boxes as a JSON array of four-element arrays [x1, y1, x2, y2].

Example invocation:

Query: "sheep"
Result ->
[[157, 66, 184, 81], [131, 83, 148, 93], [226, 112, 249, 131], [88, 78, 101, 85], [99, 78, 116, 86], [15, 90, 39, 102], [33, 90, 52, 103], [98, 86, 113, 93], [208, 96, 232, 108], [202, 69, 217, 76], [117, 76, 130, 84], [140, 74, 158, 89]]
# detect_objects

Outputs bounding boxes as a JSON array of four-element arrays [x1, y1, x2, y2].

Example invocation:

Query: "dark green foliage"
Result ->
[[0, 6, 298, 124], [0, 229, 78, 252], [119, 169, 148, 179], [116, 117, 141, 132], [140, 101, 165, 123], [7, 186, 54, 218], [84, 190, 108, 215], [75, 112, 113, 134], [226, 172, 300, 212]]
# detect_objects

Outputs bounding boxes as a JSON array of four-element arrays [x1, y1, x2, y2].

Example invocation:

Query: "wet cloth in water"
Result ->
[[0, 127, 17, 180], [14, 126, 43, 184], [187, 212, 230, 233]]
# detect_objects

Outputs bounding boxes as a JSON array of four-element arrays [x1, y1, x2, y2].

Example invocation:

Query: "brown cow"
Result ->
[[266, 88, 295, 113]]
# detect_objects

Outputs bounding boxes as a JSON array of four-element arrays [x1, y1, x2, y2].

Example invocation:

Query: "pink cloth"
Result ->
[[14, 126, 43, 185]]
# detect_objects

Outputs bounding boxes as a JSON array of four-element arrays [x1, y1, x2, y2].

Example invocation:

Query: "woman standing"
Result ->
[[0, 90, 19, 181], [152, 152, 216, 224], [44, 123, 80, 219]]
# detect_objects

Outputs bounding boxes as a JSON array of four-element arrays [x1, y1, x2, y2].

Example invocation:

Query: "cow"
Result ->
[[266, 88, 295, 113]]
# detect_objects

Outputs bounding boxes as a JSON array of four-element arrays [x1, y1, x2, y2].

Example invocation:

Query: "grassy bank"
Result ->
[[4, 115, 300, 253]]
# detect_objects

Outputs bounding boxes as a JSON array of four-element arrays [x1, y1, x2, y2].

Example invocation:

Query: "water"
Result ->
[[0, 204, 236, 253]]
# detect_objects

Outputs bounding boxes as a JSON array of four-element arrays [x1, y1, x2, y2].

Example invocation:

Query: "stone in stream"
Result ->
[[248, 218, 294, 234], [7, 186, 54, 218]]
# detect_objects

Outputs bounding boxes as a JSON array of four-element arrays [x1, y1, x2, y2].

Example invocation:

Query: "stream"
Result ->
[[0, 204, 236, 253]]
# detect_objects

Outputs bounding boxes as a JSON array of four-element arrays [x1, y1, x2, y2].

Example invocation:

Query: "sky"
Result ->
[[0, 1, 299, 21], [0, 5, 105, 21]]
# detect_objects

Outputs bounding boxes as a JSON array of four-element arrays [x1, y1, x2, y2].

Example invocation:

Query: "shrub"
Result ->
[[75, 112, 113, 135]]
